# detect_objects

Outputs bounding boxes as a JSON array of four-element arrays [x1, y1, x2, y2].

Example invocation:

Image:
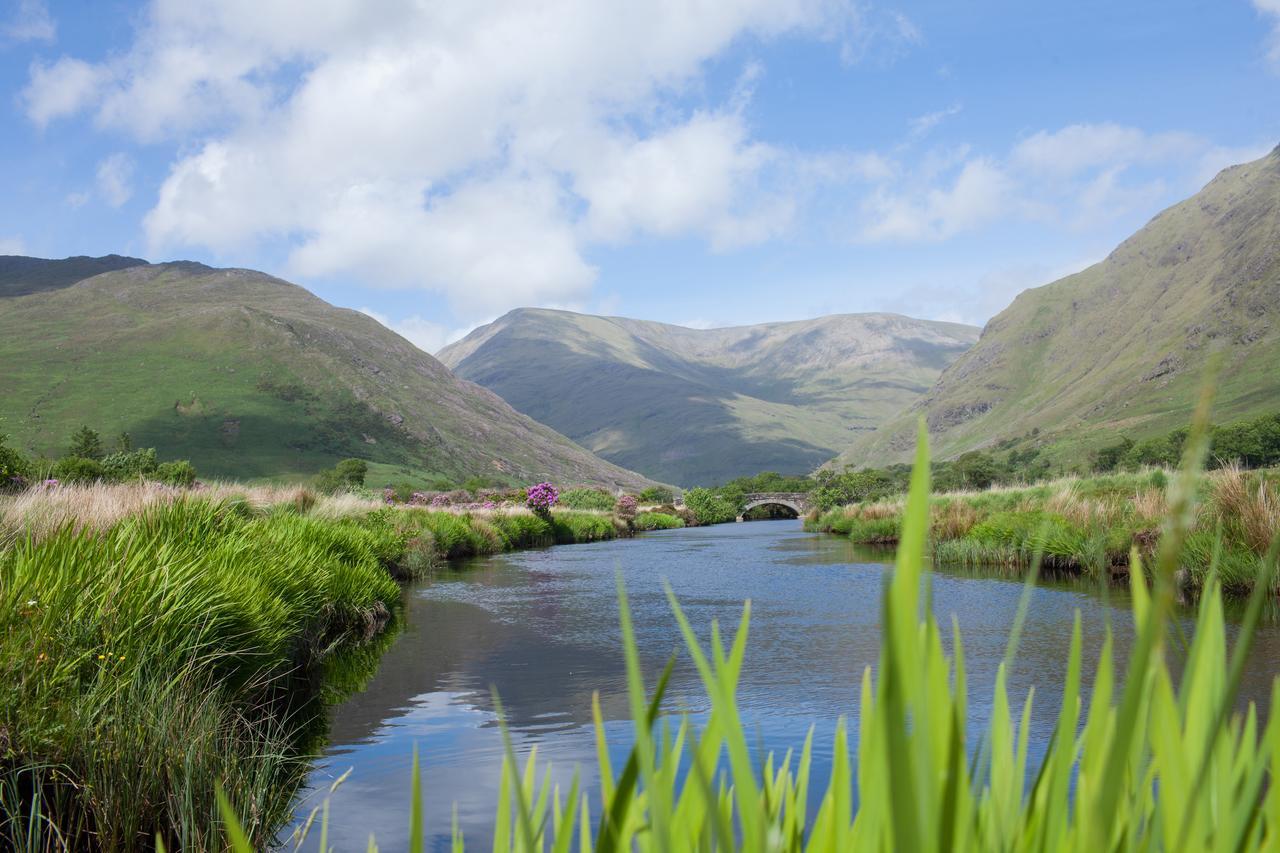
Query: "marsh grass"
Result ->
[[809, 465, 1279, 591], [251, 409, 1280, 850], [633, 511, 685, 531], [0, 484, 641, 849]]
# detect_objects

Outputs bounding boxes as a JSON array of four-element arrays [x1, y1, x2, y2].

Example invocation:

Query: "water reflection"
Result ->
[[284, 520, 1280, 850]]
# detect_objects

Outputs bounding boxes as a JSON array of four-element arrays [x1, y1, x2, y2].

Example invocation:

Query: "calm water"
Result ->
[[285, 519, 1280, 850]]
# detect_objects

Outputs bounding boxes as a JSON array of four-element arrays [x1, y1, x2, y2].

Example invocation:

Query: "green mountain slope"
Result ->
[[0, 259, 654, 489], [833, 144, 1280, 469], [438, 309, 979, 484]]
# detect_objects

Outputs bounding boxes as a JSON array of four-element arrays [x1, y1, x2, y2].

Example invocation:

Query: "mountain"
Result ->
[[438, 309, 979, 484], [833, 145, 1280, 470], [0, 258, 654, 490]]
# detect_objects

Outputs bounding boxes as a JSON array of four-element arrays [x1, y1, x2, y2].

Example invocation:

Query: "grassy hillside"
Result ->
[[0, 259, 653, 490], [439, 309, 977, 484], [834, 144, 1280, 469]]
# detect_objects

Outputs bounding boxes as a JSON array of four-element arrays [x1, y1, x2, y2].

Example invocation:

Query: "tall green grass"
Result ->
[[265, 409, 1280, 851], [1, 499, 402, 849]]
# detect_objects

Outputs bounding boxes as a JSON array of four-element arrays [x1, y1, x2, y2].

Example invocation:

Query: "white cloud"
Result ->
[[861, 157, 1014, 241], [65, 191, 90, 209], [907, 103, 961, 140], [31, 0, 880, 322], [4, 0, 55, 41], [23, 58, 105, 127], [0, 236, 27, 255], [357, 308, 473, 355], [1256, 0, 1280, 66], [857, 124, 1267, 243], [96, 153, 135, 207]]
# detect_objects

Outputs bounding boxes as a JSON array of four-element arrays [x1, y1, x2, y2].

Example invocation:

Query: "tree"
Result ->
[[952, 451, 1000, 490], [1093, 437, 1133, 472], [116, 431, 133, 453], [315, 458, 369, 493], [67, 425, 104, 460]]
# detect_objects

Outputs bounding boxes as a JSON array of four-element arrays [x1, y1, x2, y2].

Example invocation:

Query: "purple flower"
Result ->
[[430, 494, 451, 507], [483, 500, 497, 509], [526, 482, 559, 514], [42, 479, 60, 489], [616, 494, 638, 517]]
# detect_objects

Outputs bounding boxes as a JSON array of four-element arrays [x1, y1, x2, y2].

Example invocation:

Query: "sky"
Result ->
[[1, 0, 1278, 352]]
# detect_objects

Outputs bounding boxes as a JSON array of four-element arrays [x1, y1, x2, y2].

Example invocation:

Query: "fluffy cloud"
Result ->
[[856, 124, 1268, 243], [25, 0, 867, 321], [4, 0, 55, 42]]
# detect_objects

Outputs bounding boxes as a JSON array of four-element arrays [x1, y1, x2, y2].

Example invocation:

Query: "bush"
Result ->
[[101, 447, 159, 482], [155, 459, 198, 487], [51, 455, 105, 483], [682, 487, 738, 525], [559, 487, 616, 511], [0, 434, 32, 490], [633, 511, 684, 531], [66, 425, 104, 460], [615, 494, 638, 518], [551, 510, 618, 543], [638, 486, 675, 504], [314, 458, 368, 493]]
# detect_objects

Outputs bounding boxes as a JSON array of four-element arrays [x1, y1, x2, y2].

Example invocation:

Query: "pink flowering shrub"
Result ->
[[616, 494, 638, 518], [526, 482, 559, 518]]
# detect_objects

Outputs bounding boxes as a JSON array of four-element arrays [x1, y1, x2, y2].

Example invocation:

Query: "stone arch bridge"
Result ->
[[736, 492, 811, 522]]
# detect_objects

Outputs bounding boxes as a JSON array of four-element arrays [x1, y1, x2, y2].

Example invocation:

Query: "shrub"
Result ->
[[682, 487, 738, 525], [155, 459, 198, 487], [559, 487, 616, 511], [101, 447, 159, 482], [51, 455, 105, 483], [551, 510, 617, 543], [0, 434, 32, 490], [638, 486, 675, 504], [66, 425, 104, 460], [615, 494, 638, 518], [526, 482, 559, 519], [314, 458, 368, 493], [633, 511, 684, 531]]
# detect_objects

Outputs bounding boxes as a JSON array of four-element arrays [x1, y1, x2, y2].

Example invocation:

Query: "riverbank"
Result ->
[[807, 466, 1279, 593], [0, 481, 637, 849]]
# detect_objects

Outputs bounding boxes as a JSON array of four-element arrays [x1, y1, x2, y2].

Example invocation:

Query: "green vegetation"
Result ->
[[811, 466, 1279, 594], [632, 511, 685, 530], [1, 424, 199, 490], [313, 457, 369, 493], [0, 477, 651, 848], [438, 306, 977, 484], [837, 146, 1280, 472], [682, 486, 740, 525], [559, 487, 618, 511], [0, 258, 652, 491], [1, 498, 401, 848], [263, 418, 1280, 851], [638, 485, 675, 504], [1094, 410, 1280, 472]]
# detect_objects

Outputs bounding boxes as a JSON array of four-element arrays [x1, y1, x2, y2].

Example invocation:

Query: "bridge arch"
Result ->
[[736, 493, 810, 522]]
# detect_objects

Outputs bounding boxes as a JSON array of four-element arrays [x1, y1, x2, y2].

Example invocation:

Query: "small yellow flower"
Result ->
[[118, 656, 125, 661], [98, 654, 106, 660]]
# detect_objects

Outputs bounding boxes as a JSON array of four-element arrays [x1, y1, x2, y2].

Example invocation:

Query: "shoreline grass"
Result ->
[[0, 482, 648, 849], [807, 465, 1280, 594]]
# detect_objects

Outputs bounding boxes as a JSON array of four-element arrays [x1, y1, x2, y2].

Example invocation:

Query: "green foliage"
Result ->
[[632, 511, 685, 531], [51, 455, 105, 483], [638, 486, 675, 504], [0, 434, 32, 487], [682, 486, 739, 525], [551, 510, 619, 544], [66, 425, 103, 460], [559, 487, 617, 511], [100, 447, 159, 481], [1, 499, 401, 848], [314, 458, 368, 493], [156, 459, 198, 487]]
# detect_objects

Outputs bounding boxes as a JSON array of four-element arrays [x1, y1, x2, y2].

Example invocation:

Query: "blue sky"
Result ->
[[2, 0, 1278, 350]]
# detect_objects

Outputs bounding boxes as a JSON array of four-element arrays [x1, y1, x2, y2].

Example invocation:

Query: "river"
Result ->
[[284, 519, 1280, 850]]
